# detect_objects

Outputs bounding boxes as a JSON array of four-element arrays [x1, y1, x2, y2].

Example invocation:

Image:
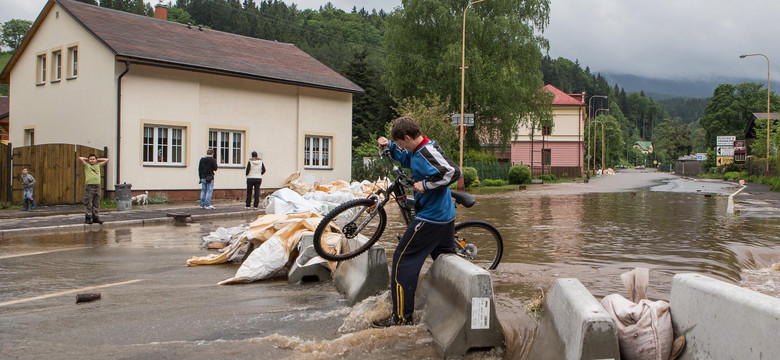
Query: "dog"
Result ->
[[131, 191, 149, 205]]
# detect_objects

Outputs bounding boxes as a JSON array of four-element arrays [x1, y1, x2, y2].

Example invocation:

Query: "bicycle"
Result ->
[[312, 147, 503, 270]]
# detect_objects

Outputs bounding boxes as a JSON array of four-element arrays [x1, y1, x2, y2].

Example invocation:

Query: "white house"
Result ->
[[0, 0, 362, 199]]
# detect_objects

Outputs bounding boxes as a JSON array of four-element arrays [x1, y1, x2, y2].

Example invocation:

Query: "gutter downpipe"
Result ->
[[117, 61, 129, 186]]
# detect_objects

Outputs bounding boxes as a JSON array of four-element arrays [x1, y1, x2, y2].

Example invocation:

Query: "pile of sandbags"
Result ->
[[187, 170, 388, 284]]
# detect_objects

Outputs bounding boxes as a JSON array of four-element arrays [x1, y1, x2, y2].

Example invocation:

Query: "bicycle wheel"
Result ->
[[454, 220, 503, 270], [313, 198, 387, 261]]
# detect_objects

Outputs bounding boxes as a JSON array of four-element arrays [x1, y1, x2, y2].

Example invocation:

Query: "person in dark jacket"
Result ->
[[245, 151, 266, 210], [198, 149, 218, 209], [374, 116, 462, 327]]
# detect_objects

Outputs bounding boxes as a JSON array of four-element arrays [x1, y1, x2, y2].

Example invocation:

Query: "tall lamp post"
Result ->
[[458, 0, 486, 189], [740, 53, 771, 177], [587, 95, 608, 175], [592, 108, 610, 175]]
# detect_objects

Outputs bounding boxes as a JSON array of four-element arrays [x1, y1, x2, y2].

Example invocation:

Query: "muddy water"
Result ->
[[3, 175, 780, 359]]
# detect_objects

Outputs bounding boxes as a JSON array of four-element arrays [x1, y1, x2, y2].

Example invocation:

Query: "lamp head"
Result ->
[[740, 55, 748, 58]]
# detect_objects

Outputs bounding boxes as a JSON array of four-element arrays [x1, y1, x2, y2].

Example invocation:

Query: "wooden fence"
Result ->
[[5, 143, 106, 205], [1, 142, 9, 202]]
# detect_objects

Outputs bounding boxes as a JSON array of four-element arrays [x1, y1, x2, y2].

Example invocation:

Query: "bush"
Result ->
[[481, 179, 508, 187], [771, 178, 780, 192], [535, 174, 557, 182], [747, 175, 759, 183], [508, 165, 531, 184], [462, 167, 478, 188], [723, 171, 741, 181]]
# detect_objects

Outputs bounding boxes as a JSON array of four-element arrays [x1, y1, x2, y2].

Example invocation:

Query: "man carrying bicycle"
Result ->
[[374, 116, 462, 327]]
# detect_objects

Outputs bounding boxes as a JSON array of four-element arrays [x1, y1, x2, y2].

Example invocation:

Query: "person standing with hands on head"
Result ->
[[20, 167, 36, 211], [198, 148, 218, 209], [373, 116, 462, 327], [245, 151, 266, 210], [78, 154, 108, 224]]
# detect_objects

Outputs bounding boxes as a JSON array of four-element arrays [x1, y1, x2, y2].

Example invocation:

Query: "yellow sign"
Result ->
[[717, 156, 734, 166]]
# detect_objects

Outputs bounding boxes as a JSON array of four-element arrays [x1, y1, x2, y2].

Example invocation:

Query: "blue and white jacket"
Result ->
[[388, 137, 462, 223]]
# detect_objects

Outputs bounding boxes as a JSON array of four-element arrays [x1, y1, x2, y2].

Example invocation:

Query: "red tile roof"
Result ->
[[543, 84, 585, 106], [2, 0, 363, 94]]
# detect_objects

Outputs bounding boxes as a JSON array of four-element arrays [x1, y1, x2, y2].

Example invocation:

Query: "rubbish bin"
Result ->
[[115, 183, 132, 211]]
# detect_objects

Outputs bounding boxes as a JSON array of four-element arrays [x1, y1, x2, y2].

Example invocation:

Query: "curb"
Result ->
[[0, 211, 260, 237]]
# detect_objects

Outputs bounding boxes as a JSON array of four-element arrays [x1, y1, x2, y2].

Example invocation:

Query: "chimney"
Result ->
[[154, 1, 168, 21]]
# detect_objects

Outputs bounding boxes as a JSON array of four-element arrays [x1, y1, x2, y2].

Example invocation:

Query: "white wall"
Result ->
[[514, 106, 584, 142], [119, 64, 353, 191], [9, 3, 117, 181]]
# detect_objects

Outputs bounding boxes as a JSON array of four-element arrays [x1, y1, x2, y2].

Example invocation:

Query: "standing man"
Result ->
[[374, 116, 462, 327], [78, 154, 108, 224], [245, 151, 266, 210], [198, 149, 218, 209]]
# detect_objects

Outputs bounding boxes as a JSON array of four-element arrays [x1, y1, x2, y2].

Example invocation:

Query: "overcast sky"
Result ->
[[2, 0, 778, 82]]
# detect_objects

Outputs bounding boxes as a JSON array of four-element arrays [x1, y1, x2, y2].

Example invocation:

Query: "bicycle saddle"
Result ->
[[451, 191, 475, 208]]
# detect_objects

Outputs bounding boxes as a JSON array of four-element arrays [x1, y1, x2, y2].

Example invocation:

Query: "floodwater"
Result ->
[[2, 171, 780, 359]]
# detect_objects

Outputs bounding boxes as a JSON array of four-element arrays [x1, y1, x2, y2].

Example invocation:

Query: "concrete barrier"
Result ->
[[415, 254, 504, 358], [545, 278, 619, 360], [333, 235, 389, 305], [670, 273, 780, 359], [287, 234, 332, 284]]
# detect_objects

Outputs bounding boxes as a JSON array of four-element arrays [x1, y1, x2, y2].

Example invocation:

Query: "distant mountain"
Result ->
[[601, 73, 760, 99]]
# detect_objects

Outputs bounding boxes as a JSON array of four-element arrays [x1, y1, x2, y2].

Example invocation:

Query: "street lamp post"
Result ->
[[459, 0, 486, 190], [595, 118, 616, 173], [592, 108, 610, 175], [740, 53, 771, 177], [587, 95, 607, 176]]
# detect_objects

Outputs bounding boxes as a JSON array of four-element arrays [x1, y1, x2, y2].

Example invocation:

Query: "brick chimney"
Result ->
[[154, 1, 168, 21]]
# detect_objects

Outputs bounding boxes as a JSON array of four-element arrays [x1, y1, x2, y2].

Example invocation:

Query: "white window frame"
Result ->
[[208, 129, 244, 167], [52, 50, 62, 82], [142, 125, 186, 166], [36, 54, 46, 85], [304, 135, 332, 169], [67, 46, 78, 79]]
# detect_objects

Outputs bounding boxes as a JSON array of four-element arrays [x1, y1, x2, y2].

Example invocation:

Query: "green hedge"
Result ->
[[508, 165, 531, 184], [463, 167, 478, 188]]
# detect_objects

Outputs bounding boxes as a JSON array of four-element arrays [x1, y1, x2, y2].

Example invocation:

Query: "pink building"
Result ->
[[511, 85, 586, 177]]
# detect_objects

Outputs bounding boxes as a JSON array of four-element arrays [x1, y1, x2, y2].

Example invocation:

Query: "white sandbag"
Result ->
[[600, 268, 673, 360], [264, 188, 320, 215], [233, 236, 289, 281], [201, 226, 247, 244]]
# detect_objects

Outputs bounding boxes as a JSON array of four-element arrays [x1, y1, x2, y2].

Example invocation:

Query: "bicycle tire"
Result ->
[[454, 220, 503, 270], [313, 198, 387, 262]]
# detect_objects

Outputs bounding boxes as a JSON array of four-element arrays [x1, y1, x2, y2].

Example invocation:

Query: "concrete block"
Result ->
[[416, 254, 504, 358], [545, 278, 619, 360], [116, 200, 132, 211], [333, 235, 389, 305], [287, 234, 331, 284], [670, 273, 780, 360]]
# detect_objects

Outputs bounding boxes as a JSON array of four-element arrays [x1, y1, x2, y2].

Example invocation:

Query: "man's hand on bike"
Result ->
[[413, 181, 425, 193], [377, 137, 389, 148]]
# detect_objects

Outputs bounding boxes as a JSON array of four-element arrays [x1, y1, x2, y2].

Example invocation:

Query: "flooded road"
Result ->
[[2, 171, 780, 359]]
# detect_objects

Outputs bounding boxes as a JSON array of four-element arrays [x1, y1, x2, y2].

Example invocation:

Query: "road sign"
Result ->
[[717, 146, 734, 156], [734, 149, 746, 165], [733, 140, 745, 148], [717, 135, 736, 146], [451, 113, 475, 127], [696, 153, 707, 161], [717, 156, 734, 166]]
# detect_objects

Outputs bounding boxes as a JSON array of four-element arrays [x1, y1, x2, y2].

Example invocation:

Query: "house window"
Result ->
[[36, 54, 46, 84], [143, 125, 185, 165], [542, 125, 551, 136], [52, 50, 62, 82], [208, 129, 244, 166], [304, 135, 331, 168], [24, 129, 35, 146], [67, 46, 78, 78], [542, 148, 551, 166]]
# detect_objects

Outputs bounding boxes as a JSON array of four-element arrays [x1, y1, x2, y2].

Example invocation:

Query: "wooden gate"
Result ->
[[9, 144, 106, 205]]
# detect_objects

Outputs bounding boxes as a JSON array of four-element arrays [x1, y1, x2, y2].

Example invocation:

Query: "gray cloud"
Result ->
[[4, 0, 777, 82]]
